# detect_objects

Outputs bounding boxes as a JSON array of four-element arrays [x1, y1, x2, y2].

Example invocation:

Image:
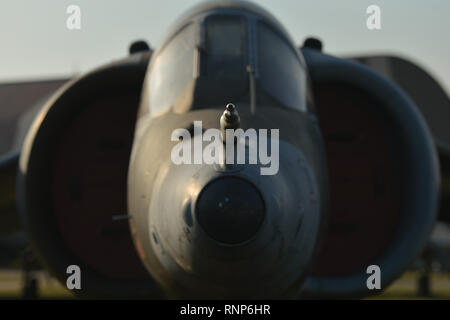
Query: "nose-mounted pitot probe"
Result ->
[[220, 103, 240, 144]]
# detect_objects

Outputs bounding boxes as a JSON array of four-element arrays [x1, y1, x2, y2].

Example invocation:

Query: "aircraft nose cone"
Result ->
[[196, 177, 265, 245]]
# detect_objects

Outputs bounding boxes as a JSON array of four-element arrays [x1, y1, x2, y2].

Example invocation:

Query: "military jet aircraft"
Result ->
[[0, 0, 447, 299]]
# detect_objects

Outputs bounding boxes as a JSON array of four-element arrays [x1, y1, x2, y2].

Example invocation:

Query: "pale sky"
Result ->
[[1, 0, 449, 94]]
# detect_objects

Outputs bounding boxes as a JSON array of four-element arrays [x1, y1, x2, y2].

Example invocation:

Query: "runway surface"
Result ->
[[0, 269, 449, 299]]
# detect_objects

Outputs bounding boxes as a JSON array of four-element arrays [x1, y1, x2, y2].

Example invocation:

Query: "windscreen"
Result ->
[[148, 24, 195, 115], [257, 22, 308, 111], [204, 15, 247, 79]]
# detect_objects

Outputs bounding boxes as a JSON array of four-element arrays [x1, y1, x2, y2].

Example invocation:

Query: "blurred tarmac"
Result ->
[[0, 269, 449, 299]]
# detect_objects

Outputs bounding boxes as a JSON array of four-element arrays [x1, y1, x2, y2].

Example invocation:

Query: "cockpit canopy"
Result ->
[[142, 4, 310, 117]]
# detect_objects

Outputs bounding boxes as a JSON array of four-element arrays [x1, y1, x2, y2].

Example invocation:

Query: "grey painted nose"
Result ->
[[196, 177, 266, 245]]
